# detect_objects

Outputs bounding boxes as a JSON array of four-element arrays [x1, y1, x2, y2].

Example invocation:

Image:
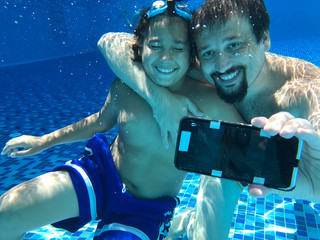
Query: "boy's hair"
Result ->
[[191, 0, 270, 43], [132, 2, 193, 62]]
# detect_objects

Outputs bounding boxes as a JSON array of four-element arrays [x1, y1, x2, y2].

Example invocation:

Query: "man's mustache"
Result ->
[[210, 66, 243, 80]]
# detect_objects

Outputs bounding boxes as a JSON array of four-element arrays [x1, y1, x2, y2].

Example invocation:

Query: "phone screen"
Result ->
[[174, 118, 302, 190]]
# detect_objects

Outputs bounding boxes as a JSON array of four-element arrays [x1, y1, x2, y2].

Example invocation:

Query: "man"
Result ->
[[183, 1, 320, 238], [189, 0, 320, 201]]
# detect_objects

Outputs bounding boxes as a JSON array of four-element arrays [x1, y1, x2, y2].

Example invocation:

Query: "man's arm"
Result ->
[[2, 82, 119, 158], [98, 33, 160, 103], [97, 32, 203, 147]]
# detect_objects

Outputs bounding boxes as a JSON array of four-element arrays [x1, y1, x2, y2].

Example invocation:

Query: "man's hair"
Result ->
[[191, 0, 270, 43], [132, 2, 193, 62]]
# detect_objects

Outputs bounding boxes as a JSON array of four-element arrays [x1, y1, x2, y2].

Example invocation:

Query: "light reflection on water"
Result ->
[[28, 222, 97, 239], [29, 225, 72, 239]]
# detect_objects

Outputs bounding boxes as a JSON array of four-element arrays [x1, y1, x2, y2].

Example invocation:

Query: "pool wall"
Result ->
[[1, 0, 320, 67]]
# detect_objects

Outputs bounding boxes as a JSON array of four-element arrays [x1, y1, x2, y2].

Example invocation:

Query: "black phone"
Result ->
[[174, 117, 303, 191]]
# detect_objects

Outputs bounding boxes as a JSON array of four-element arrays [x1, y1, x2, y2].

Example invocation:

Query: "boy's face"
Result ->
[[195, 16, 269, 103], [142, 15, 190, 91]]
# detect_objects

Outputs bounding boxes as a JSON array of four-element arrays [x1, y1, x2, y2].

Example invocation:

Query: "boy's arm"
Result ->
[[97, 32, 203, 147], [2, 81, 119, 158]]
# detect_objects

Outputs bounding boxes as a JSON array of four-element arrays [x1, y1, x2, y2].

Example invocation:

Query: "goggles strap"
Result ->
[[147, 0, 191, 20]]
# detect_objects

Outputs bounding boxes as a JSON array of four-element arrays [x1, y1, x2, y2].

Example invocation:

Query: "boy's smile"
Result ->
[[142, 15, 190, 92]]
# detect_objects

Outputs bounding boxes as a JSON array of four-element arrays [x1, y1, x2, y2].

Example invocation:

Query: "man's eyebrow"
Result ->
[[197, 44, 209, 52], [224, 35, 242, 42], [198, 35, 243, 51]]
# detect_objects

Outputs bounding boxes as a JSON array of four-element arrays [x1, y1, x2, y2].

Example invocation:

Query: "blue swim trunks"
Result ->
[[52, 133, 180, 240]]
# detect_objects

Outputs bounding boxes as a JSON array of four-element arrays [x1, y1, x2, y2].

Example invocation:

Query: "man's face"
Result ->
[[195, 16, 269, 103], [142, 16, 190, 92]]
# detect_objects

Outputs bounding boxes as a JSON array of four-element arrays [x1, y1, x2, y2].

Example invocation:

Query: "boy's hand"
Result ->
[[2, 135, 45, 158], [152, 93, 203, 148]]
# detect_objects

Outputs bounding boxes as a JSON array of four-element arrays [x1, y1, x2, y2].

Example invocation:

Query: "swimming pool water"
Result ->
[[1, 37, 320, 239]]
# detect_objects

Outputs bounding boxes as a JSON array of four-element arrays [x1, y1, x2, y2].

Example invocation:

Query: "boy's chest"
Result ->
[[116, 93, 164, 147]]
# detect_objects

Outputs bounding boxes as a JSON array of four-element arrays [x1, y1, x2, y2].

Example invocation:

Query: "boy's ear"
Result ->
[[262, 30, 271, 51]]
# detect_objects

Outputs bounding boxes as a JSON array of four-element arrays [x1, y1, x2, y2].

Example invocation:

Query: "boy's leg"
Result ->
[[0, 171, 79, 240]]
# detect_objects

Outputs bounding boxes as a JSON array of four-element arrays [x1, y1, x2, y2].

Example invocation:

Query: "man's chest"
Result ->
[[236, 92, 282, 122]]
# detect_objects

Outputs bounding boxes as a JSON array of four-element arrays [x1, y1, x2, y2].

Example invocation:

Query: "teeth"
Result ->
[[157, 67, 175, 73], [220, 70, 239, 81]]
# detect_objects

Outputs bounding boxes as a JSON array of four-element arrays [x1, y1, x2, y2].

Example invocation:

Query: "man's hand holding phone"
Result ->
[[248, 112, 320, 202]]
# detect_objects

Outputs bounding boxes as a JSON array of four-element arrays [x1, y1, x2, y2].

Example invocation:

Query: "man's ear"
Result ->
[[262, 30, 271, 51]]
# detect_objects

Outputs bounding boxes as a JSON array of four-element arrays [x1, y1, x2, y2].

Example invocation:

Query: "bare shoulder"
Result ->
[[108, 78, 144, 110], [266, 52, 320, 80], [109, 78, 133, 97], [186, 78, 243, 122], [267, 52, 320, 122]]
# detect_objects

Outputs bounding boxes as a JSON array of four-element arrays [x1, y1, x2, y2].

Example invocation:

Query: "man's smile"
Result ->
[[211, 67, 243, 86]]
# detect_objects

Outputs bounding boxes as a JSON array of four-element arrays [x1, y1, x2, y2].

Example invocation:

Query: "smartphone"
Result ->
[[174, 117, 303, 191]]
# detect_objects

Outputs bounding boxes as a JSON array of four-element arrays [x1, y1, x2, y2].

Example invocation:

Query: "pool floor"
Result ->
[[1, 37, 320, 239]]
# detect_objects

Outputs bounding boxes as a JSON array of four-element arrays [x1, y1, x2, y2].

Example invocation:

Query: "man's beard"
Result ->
[[211, 67, 248, 104]]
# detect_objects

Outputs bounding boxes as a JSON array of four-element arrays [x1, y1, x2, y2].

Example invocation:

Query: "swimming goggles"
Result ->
[[147, 0, 192, 20]]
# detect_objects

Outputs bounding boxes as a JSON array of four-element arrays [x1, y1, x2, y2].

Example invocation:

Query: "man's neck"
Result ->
[[233, 56, 277, 122]]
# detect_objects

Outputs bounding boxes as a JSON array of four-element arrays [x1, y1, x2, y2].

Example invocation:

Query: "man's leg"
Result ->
[[168, 176, 242, 240], [187, 176, 242, 240], [0, 171, 79, 240], [166, 207, 195, 240]]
